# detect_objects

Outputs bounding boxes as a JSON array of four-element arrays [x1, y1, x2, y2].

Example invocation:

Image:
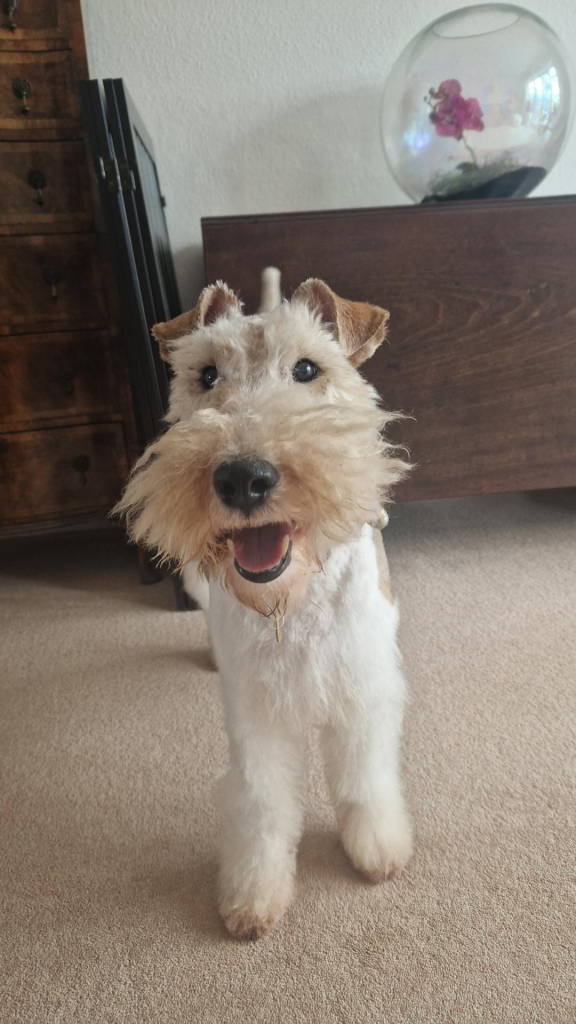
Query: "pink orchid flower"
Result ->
[[427, 79, 485, 145], [431, 79, 462, 99]]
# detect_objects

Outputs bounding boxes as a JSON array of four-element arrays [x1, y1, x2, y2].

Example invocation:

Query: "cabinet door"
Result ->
[[0, 423, 128, 524], [0, 235, 108, 334], [0, 50, 79, 132], [0, 0, 69, 49], [0, 140, 92, 232], [0, 331, 117, 427]]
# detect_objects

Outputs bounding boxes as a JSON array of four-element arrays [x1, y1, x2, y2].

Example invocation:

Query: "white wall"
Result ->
[[81, 0, 576, 309]]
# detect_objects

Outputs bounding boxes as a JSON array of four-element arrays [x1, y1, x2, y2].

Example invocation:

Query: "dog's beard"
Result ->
[[114, 397, 408, 617]]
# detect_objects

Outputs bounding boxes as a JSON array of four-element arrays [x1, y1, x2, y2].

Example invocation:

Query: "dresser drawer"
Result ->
[[0, 140, 92, 232], [0, 0, 69, 49], [0, 331, 118, 427], [0, 423, 128, 524], [0, 50, 79, 131], [0, 234, 108, 334]]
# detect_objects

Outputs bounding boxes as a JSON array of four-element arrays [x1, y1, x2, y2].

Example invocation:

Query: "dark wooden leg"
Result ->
[[172, 569, 198, 611], [138, 545, 197, 610], [138, 544, 163, 585]]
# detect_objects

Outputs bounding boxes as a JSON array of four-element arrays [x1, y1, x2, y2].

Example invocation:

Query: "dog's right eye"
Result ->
[[200, 365, 219, 390], [292, 358, 320, 383]]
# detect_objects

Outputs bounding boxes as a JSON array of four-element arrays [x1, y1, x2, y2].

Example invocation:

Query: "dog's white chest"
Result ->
[[208, 526, 400, 723]]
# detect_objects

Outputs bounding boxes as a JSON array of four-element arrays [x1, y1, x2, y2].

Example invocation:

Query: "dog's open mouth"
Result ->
[[230, 522, 293, 584]]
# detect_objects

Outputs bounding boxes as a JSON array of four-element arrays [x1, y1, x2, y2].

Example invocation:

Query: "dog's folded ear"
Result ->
[[152, 282, 242, 363], [292, 279, 389, 368]]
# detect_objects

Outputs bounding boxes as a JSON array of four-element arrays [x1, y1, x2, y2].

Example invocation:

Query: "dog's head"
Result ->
[[115, 274, 408, 616]]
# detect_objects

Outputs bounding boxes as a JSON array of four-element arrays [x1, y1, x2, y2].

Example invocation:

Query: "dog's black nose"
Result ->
[[213, 458, 279, 515]]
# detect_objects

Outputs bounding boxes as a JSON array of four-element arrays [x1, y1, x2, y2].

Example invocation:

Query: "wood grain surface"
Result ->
[[0, 139, 92, 232], [0, 234, 108, 334], [0, 50, 79, 134], [0, 331, 116, 427], [0, 0, 68, 49], [0, 422, 128, 523], [0, 0, 134, 536], [203, 197, 576, 501]]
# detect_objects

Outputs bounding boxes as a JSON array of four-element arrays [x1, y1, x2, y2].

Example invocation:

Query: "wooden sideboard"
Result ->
[[203, 198, 576, 502], [0, 0, 135, 535]]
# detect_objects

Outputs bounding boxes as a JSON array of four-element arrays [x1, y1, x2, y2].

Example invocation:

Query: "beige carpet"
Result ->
[[1, 491, 575, 1024]]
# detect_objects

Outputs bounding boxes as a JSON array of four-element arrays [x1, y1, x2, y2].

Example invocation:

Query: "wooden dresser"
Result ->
[[0, 0, 134, 536], [203, 198, 576, 502]]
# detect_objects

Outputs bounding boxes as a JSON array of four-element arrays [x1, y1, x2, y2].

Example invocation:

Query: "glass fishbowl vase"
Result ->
[[381, 4, 574, 203]]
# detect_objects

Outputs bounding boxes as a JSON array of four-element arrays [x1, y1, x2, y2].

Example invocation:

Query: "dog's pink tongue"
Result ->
[[232, 522, 293, 573]]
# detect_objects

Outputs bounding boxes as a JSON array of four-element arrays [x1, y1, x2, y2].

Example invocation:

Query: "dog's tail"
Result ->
[[258, 266, 281, 313]]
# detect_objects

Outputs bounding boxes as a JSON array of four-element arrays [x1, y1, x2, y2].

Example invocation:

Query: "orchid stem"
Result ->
[[462, 135, 478, 166]]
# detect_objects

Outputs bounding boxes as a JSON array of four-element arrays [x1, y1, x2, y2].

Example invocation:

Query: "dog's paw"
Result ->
[[339, 802, 413, 883], [219, 874, 293, 941], [223, 908, 280, 941]]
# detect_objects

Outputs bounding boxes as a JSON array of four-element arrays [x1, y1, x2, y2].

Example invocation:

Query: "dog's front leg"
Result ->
[[322, 673, 413, 884], [217, 687, 303, 940]]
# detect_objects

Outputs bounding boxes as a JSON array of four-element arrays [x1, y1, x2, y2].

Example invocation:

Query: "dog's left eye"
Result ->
[[293, 358, 319, 383], [200, 365, 219, 390]]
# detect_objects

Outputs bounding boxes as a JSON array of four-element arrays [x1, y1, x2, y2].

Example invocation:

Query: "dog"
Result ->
[[115, 269, 413, 939]]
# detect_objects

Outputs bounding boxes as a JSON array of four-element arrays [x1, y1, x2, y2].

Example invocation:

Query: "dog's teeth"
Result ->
[[281, 534, 290, 557], [227, 538, 235, 553]]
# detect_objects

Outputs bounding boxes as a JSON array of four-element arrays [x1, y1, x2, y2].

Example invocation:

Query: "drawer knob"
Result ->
[[72, 455, 90, 486], [12, 77, 31, 115], [3, 0, 18, 32], [43, 267, 61, 300], [28, 170, 46, 206]]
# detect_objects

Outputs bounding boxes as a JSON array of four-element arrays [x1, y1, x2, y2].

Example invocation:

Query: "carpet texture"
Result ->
[[1, 491, 575, 1024]]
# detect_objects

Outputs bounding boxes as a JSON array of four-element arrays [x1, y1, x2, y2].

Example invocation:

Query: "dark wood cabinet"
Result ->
[[203, 198, 576, 502], [0, 0, 135, 534]]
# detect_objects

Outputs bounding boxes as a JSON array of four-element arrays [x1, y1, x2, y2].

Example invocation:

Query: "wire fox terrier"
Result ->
[[116, 269, 413, 939]]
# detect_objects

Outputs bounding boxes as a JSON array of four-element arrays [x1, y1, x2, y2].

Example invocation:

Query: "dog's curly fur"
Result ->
[[116, 283, 408, 617], [115, 273, 413, 939]]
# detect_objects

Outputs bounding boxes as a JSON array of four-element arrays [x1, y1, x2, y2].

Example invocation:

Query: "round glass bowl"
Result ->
[[382, 4, 574, 202]]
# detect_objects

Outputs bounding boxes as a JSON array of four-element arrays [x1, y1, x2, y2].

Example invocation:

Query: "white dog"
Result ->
[[116, 269, 413, 939]]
